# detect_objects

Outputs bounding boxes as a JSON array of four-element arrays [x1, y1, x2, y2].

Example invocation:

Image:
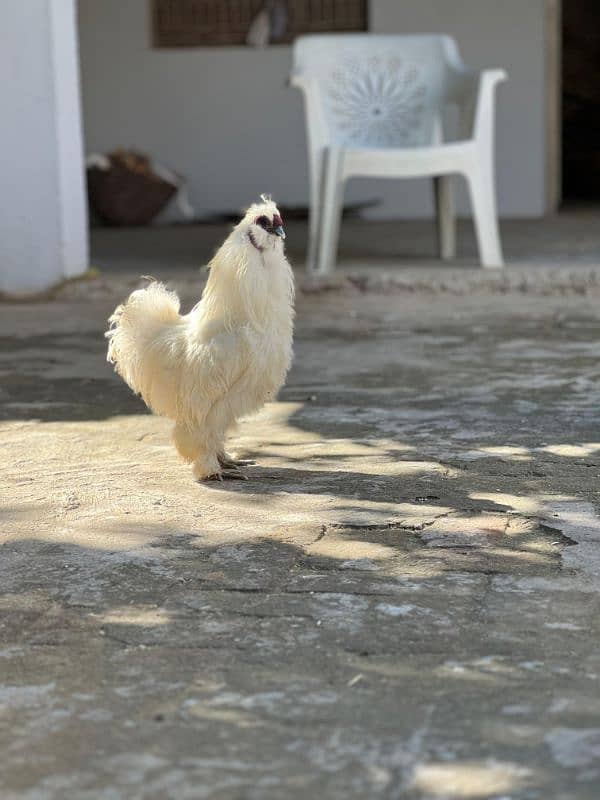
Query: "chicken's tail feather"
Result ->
[[106, 281, 182, 407]]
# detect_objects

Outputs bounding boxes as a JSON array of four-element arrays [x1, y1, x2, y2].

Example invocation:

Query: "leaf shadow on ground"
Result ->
[[0, 515, 588, 798]]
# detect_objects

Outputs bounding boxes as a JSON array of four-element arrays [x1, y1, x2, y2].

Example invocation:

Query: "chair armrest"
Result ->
[[456, 69, 507, 142]]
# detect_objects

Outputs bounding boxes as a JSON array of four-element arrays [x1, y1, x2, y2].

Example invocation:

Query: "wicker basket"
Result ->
[[87, 151, 177, 226]]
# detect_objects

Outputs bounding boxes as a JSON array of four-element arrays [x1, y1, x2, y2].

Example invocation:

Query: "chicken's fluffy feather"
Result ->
[[106, 198, 294, 480]]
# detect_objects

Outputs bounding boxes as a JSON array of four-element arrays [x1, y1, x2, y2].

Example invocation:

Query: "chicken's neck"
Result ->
[[197, 242, 294, 337]]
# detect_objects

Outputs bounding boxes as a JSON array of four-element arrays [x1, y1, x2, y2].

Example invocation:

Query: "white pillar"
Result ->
[[0, 0, 88, 295]]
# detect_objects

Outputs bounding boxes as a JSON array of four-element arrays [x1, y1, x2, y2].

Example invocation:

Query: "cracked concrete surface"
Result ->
[[2, 226, 600, 798]]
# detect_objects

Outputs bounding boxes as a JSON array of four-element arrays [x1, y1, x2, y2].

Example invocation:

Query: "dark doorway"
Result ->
[[562, 1, 600, 202]]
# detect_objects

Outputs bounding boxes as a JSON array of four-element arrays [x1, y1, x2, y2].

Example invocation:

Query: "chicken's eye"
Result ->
[[255, 216, 270, 229]]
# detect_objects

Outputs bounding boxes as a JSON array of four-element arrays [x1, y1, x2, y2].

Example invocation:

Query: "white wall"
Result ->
[[78, 0, 549, 220], [0, 0, 88, 294]]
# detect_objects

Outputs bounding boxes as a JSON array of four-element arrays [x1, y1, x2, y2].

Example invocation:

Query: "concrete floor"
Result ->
[[90, 210, 600, 275], [2, 217, 600, 798]]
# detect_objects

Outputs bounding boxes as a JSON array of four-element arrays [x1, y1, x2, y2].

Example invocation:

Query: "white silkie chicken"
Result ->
[[106, 197, 294, 481]]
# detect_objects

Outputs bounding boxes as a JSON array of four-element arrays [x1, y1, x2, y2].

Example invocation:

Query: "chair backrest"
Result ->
[[292, 34, 466, 150]]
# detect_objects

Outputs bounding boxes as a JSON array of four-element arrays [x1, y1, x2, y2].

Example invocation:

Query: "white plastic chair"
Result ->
[[290, 35, 507, 271]]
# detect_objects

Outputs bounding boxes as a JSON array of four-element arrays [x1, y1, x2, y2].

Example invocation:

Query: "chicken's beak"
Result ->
[[273, 225, 286, 240]]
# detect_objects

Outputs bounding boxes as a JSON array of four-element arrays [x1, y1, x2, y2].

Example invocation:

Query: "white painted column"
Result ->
[[0, 0, 88, 295]]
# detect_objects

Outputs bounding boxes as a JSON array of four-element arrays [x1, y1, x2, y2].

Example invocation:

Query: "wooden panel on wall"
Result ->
[[152, 0, 368, 48]]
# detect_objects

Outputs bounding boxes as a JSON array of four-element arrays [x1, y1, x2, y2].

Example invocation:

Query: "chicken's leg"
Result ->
[[173, 423, 222, 480], [218, 451, 255, 469]]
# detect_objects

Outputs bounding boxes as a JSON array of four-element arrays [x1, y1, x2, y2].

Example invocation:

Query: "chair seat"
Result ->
[[340, 141, 475, 179]]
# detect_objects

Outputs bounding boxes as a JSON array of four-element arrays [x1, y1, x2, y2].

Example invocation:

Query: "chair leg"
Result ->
[[466, 167, 504, 268], [434, 175, 456, 261], [307, 197, 320, 273], [316, 148, 344, 275], [306, 157, 324, 273]]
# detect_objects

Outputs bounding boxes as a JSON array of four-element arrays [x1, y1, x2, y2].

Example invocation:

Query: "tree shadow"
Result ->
[[0, 519, 591, 797]]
